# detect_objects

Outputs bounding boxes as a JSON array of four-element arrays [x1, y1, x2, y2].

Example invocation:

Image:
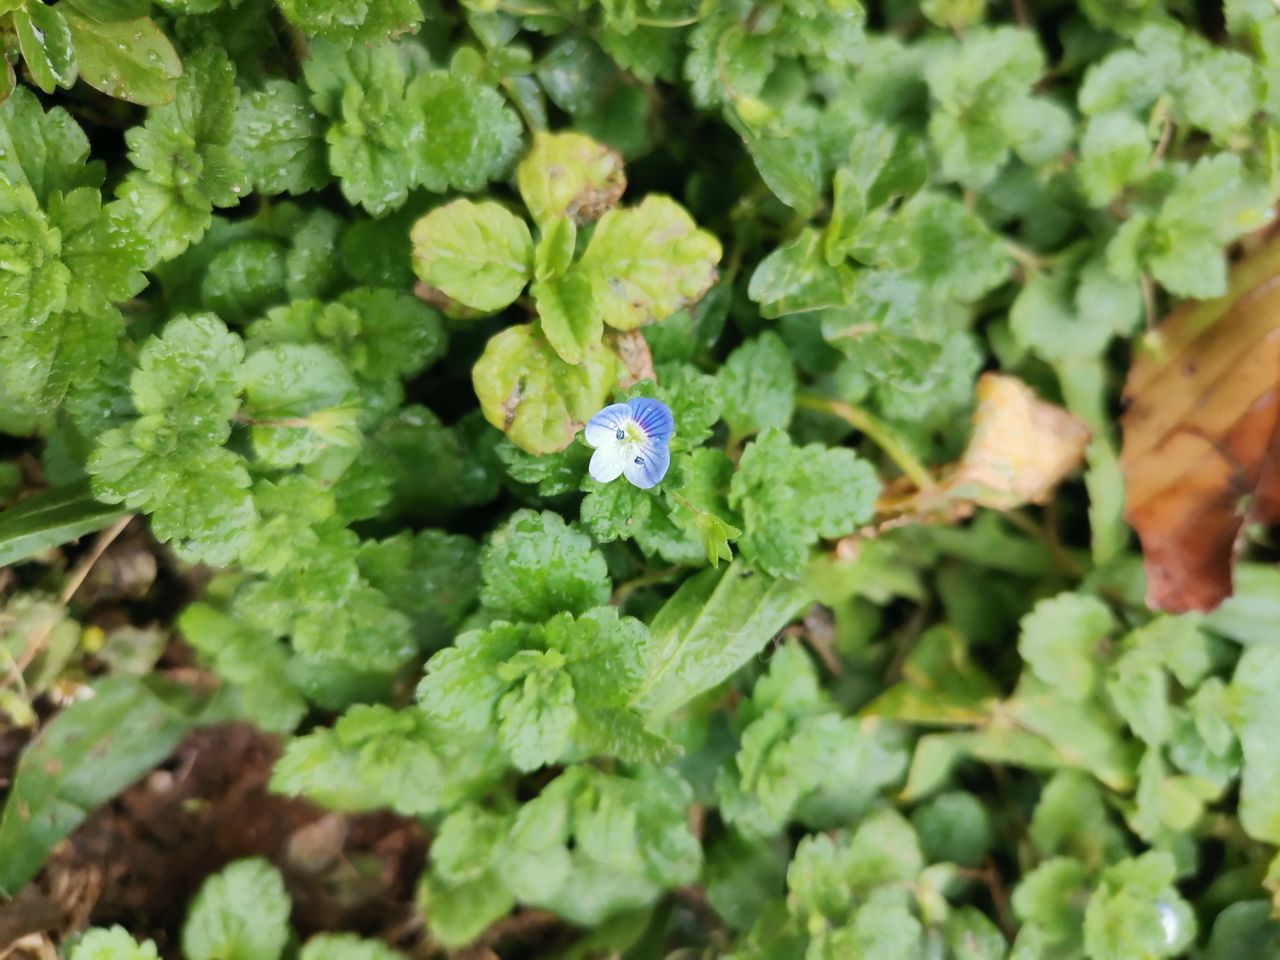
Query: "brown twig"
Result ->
[[956, 861, 1017, 942]]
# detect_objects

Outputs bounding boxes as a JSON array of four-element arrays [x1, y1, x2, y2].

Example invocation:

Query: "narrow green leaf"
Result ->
[[0, 481, 128, 568], [0, 675, 209, 896], [14, 5, 77, 93], [633, 561, 808, 718]]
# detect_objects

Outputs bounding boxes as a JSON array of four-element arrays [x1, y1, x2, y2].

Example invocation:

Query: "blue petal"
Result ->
[[584, 403, 634, 448], [626, 397, 674, 446], [622, 439, 670, 489]]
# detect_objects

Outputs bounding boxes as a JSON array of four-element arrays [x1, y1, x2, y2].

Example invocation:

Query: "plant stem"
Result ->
[[795, 393, 936, 492], [611, 565, 683, 606], [1004, 241, 1056, 273]]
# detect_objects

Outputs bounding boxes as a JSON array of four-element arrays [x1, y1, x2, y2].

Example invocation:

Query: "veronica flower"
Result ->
[[584, 397, 674, 489]]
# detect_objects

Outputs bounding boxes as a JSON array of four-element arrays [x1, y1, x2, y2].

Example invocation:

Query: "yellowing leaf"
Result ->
[[410, 199, 533, 314], [516, 131, 626, 229], [472, 323, 617, 454], [578, 195, 722, 331]]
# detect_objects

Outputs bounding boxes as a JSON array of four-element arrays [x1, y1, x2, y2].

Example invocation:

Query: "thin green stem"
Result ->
[[494, 1, 563, 17], [1004, 241, 1057, 274], [633, 14, 701, 26], [611, 565, 683, 606], [795, 393, 936, 492]]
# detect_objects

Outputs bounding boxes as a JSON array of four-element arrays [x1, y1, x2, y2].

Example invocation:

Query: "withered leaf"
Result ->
[[1120, 234, 1280, 613], [871, 373, 1090, 527]]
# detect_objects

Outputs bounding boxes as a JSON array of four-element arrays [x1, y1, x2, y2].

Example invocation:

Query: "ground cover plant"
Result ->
[[4, 0, 1280, 957]]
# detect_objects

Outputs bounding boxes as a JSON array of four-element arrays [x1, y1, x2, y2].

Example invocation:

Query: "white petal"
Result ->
[[584, 403, 633, 448], [589, 444, 627, 483], [621, 440, 670, 489]]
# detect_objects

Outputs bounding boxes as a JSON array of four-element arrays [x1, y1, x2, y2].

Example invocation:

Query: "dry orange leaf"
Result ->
[[867, 372, 1089, 530], [948, 373, 1091, 511], [1120, 235, 1280, 613]]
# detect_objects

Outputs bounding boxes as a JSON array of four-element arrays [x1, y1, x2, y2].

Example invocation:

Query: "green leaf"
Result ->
[[0, 481, 128, 569], [749, 228, 856, 319], [0, 676, 208, 896], [911, 791, 993, 867], [417, 871, 514, 948], [578, 195, 722, 331], [1011, 858, 1089, 951], [472, 323, 617, 454], [63, 12, 182, 106], [1029, 770, 1123, 867], [863, 625, 999, 726], [718, 332, 796, 441], [480, 509, 610, 622], [356, 530, 480, 649], [495, 766, 701, 925], [729, 429, 880, 579], [182, 859, 291, 960], [0, 182, 68, 328], [517, 131, 627, 229], [1230, 644, 1280, 843], [0, 86, 101, 203], [533, 268, 601, 364], [1079, 39, 1176, 116], [497, 661, 578, 770], [232, 80, 328, 196], [1017, 592, 1116, 702], [277, 0, 422, 44], [116, 47, 246, 261], [411, 69, 523, 194], [1172, 39, 1260, 143], [1077, 112, 1151, 207], [69, 928, 160, 960], [728, 113, 822, 218], [719, 646, 908, 837], [633, 561, 809, 718], [410, 199, 533, 313], [898, 191, 1011, 302], [299, 935, 403, 960], [704, 833, 788, 932], [301, 39, 419, 214], [178, 603, 306, 733], [924, 27, 1046, 187], [945, 908, 1006, 960], [242, 343, 359, 468], [1204, 902, 1280, 959], [1083, 852, 1196, 960], [249, 288, 446, 386], [15, 4, 77, 94], [88, 315, 257, 566], [535, 216, 577, 282], [1138, 153, 1272, 298], [62, 0, 152, 19]]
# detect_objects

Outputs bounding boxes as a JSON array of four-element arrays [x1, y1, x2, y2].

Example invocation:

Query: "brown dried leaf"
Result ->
[[949, 374, 1091, 511], [1120, 235, 1280, 612], [608, 329, 657, 389], [873, 373, 1089, 528]]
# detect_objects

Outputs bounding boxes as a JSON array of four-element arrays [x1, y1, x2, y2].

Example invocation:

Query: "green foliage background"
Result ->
[[4, 0, 1280, 957]]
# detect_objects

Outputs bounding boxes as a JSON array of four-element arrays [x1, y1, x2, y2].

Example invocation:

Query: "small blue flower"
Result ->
[[584, 397, 674, 489]]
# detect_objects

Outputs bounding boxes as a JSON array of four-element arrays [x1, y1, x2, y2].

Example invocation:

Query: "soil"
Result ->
[[0, 724, 428, 959]]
